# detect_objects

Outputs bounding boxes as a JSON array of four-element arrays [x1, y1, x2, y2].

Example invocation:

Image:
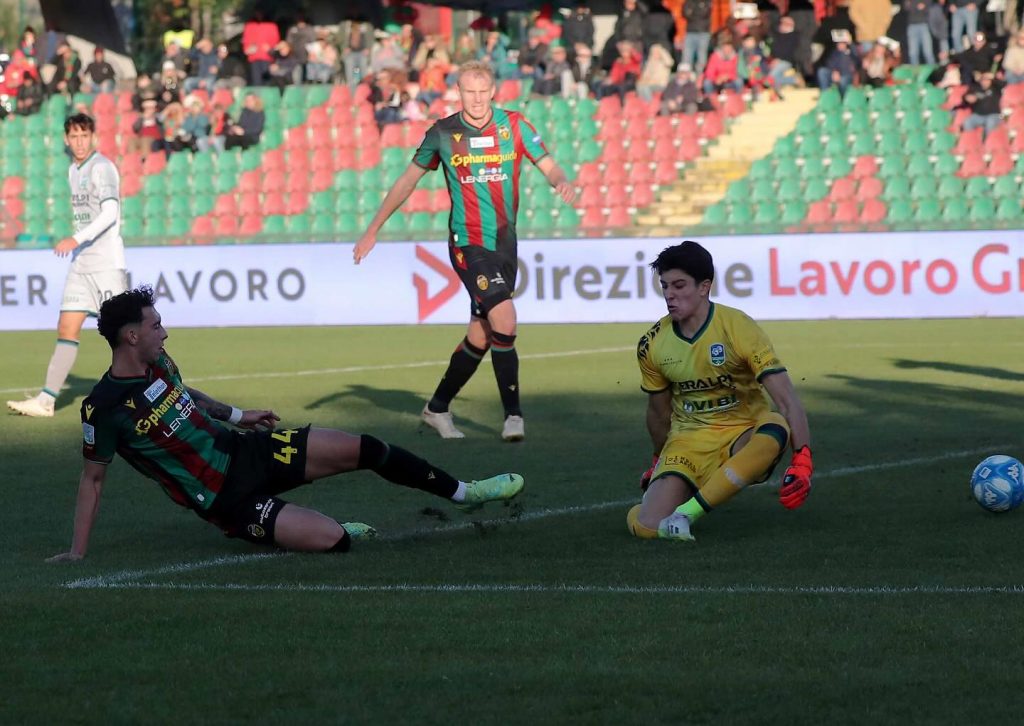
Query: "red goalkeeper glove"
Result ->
[[640, 456, 659, 492], [779, 446, 813, 510]]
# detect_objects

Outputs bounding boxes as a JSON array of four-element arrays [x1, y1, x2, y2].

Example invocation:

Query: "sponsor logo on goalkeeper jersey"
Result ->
[[676, 374, 734, 391], [681, 394, 739, 414]]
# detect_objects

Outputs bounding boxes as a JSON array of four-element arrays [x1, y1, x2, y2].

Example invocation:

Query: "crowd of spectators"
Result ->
[[1, 1, 1022, 153]]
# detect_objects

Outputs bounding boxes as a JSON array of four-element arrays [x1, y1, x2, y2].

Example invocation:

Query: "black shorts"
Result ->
[[204, 425, 311, 545], [449, 243, 518, 319]]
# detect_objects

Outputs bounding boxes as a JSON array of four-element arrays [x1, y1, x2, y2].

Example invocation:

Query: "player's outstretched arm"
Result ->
[[762, 372, 813, 509], [354, 163, 429, 264], [48, 461, 108, 562], [642, 389, 672, 489], [187, 387, 280, 430], [535, 156, 577, 205]]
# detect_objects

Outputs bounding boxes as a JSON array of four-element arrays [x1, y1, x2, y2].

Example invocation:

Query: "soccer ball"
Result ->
[[970, 455, 1024, 513]]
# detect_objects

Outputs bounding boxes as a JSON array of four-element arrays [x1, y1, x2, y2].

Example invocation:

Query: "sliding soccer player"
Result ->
[[627, 241, 814, 542]]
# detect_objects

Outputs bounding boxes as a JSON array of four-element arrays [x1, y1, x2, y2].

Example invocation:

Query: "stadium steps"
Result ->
[[635, 88, 819, 231]]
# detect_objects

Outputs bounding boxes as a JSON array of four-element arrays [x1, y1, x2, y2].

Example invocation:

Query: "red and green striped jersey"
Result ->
[[81, 353, 234, 512], [412, 107, 549, 251]]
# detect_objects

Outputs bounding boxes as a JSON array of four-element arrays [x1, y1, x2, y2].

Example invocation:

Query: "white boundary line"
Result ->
[[67, 582, 1024, 596], [62, 445, 1008, 591], [1, 346, 634, 395]]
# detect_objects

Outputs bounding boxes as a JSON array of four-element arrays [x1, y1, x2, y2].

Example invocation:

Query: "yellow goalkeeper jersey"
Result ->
[[637, 302, 786, 434]]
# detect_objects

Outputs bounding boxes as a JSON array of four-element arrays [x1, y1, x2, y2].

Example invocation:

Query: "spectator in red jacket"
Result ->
[[702, 40, 743, 94], [242, 10, 280, 86], [595, 40, 642, 100]]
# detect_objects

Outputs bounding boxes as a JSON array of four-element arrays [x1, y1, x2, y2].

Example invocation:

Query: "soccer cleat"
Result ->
[[456, 473, 525, 513], [657, 512, 695, 542], [7, 396, 55, 418], [501, 415, 525, 442], [421, 405, 465, 439], [341, 522, 377, 541]]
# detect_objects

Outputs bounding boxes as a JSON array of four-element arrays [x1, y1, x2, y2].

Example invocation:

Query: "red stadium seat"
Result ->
[[806, 199, 832, 225], [627, 162, 653, 185], [93, 92, 115, 114], [722, 90, 746, 118], [353, 84, 372, 104], [356, 145, 382, 169], [595, 96, 623, 122], [950, 108, 971, 132], [674, 114, 699, 137], [334, 147, 357, 169], [653, 159, 679, 185], [328, 84, 352, 108], [1002, 83, 1024, 108], [579, 184, 605, 209], [262, 149, 286, 173], [191, 216, 214, 236], [238, 193, 262, 216], [1, 176, 25, 197], [954, 127, 984, 154], [983, 125, 1010, 154], [855, 176, 883, 201], [405, 188, 433, 213], [986, 153, 1013, 176], [287, 128, 311, 150], [380, 123, 404, 147], [832, 200, 859, 224], [957, 150, 986, 177], [310, 169, 334, 191], [142, 152, 166, 175], [215, 214, 238, 235], [596, 120, 623, 142], [495, 79, 521, 102], [286, 192, 309, 215], [213, 195, 238, 217], [852, 155, 879, 179], [239, 215, 264, 235], [311, 149, 334, 172], [601, 139, 627, 163], [828, 177, 856, 202], [625, 141, 653, 163], [631, 183, 655, 207], [606, 205, 632, 227], [860, 198, 887, 224], [580, 206, 608, 229], [285, 149, 311, 172], [211, 88, 235, 109], [116, 91, 134, 113], [263, 192, 287, 215], [677, 137, 702, 162], [576, 163, 602, 186], [3, 197, 24, 217], [943, 85, 968, 110], [650, 116, 675, 139], [285, 173, 310, 194], [698, 111, 723, 138], [121, 173, 143, 197], [1009, 130, 1024, 153], [406, 120, 430, 147], [605, 184, 630, 207], [239, 171, 262, 194], [430, 188, 451, 212]]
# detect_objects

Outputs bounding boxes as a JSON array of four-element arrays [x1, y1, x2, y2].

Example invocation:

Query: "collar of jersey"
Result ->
[[458, 108, 495, 133], [672, 301, 715, 344], [75, 151, 97, 170]]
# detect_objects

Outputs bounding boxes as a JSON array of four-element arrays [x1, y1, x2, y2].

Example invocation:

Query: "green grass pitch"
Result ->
[[3, 318, 1023, 724]]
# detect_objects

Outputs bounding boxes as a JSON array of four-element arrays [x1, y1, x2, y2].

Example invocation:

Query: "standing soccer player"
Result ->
[[354, 60, 576, 442], [7, 113, 128, 418], [627, 241, 814, 542]]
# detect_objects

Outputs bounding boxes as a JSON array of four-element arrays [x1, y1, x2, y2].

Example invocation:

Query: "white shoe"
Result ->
[[501, 415, 525, 442], [657, 512, 695, 542], [421, 405, 465, 439], [7, 396, 55, 418]]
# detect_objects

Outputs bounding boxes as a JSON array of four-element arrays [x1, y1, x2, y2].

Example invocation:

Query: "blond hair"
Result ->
[[457, 60, 495, 86]]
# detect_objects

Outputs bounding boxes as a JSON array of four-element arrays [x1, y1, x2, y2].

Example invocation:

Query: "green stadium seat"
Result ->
[[168, 195, 191, 218], [335, 189, 358, 213], [754, 201, 781, 224], [240, 149, 262, 171], [528, 208, 554, 231], [910, 177, 938, 201], [47, 176, 70, 199], [191, 153, 215, 175], [821, 113, 845, 137], [751, 179, 776, 202], [310, 193, 334, 215], [335, 169, 359, 190], [285, 214, 311, 234], [817, 88, 841, 112], [143, 216, 167, 237], [748, 158, 773, 181], [795, 114, 817, 136], [891, 66, 917, 84], [929, 133, 955, 154], [775, 157, 800, 180], [876, 134, 902, 156], [336, 213, 359, 236], [849, 134, 875, 157], [964, 176, 990, 199], [895, 89, 921, 112], [555, 207, 580, 229], [51, 218, 73, 238], [992, 175, 1018, 199], [803, 177, 829, 201], [121, 216, 143, 239], [824, 157, 852, 179], [903, 133, 929, 155], [934, 154, 959, 175], [284, 108, 307, 127], [725, 180, 749, 203], [359, 166, 384, 191], [937, 176, 964, 200], [780, 200, 807, 225], [922, 86, 947, 108], [703, 203, 728, 226], [843, 87, 868, 112], [168, 216, 191, 236], [166, 152, 190, 174], [144, 174, 167, 197], [801, 157, 826, 180], [192, 173, 216, 196], [886, 198, 913, 223], [263, 215, 286, 234], [577, 138, 601, 161], [797, 135, 823, 159], [905, 154, 932, 177], [430, 211, 449, 231], [777, 177, 802, 203], [122, 195, 143, 220], [969, 197, 996, 222], [942, 197, 969, 223], [212, 173, 236, 195], [914, 197, 941, 223], [869, 88, 895, 111], [774, 135, 798, 158], [877, 155, 904, 179], [995, 197, 1023, 220], [882, 176, 911, 201], [872, 114, 899, 134], [311, 213, 335, 234], [728, 201, 754, 225]]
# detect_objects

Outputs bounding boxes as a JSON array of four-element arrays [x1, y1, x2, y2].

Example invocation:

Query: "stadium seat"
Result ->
[[941, 197, 969, 223], [957, 151, 986, 177], [910, 176, 938, 201], [986, 154, 1013, 177], [995, 197, 1023, 221], [825, 157, 853, 179], [832, 200, 859, 224], [754, 201, 781, 225], [969, 197, 996, 223], [855, 177, 883, 201], [882, 176, 911, 201], [805, 199, 831, 225], [861, 198, 887, 224], [828, 177, 856, 203], [914, 197, 942, 223]]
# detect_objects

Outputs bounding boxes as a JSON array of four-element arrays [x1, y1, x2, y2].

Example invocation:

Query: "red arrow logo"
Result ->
[[414, 245, 462, 322]]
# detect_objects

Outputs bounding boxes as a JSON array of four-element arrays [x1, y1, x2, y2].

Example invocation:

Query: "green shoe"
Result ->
[[341, 522, 378, 540], [456, 473, 525, 513]]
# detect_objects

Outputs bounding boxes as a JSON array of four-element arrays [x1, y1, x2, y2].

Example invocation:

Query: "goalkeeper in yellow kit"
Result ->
[[627, 241, 813, 541]]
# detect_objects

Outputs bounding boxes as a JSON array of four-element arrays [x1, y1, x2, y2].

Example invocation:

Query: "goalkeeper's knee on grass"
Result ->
[[626, 504, 659, 539]]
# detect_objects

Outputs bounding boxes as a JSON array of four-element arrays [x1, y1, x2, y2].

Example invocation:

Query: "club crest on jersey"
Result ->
[[144, 378, 168, 402], [709, 343, 726, 366], [476, 275, 489, 291], [452, 132, 462, 143], [498, 125, 510, 140]]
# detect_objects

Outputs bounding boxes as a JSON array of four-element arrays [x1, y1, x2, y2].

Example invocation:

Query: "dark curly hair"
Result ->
[[64, 113, 96, 134], [97, 286, 156, 349], [650, 240, 715, 284]]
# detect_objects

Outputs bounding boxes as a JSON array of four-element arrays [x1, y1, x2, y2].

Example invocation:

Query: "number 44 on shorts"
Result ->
[[272, 429, 299, 464]]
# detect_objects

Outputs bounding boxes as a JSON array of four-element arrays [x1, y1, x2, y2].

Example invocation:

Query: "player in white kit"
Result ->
[[7, 113, 128, 418]]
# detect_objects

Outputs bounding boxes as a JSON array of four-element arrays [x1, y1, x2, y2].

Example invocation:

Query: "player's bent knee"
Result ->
[[755, 411, 790, 452], [626, 504, 659, 539]]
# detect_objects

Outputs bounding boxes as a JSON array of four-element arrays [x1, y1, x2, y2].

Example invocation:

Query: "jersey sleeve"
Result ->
[[91, 159, 120, 203], [637, 325, 670, 393], [734, 314, 786, 381], [412, 124, 441, 170], [81, 397, 117, 464], [517, 115, 549, 164]]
